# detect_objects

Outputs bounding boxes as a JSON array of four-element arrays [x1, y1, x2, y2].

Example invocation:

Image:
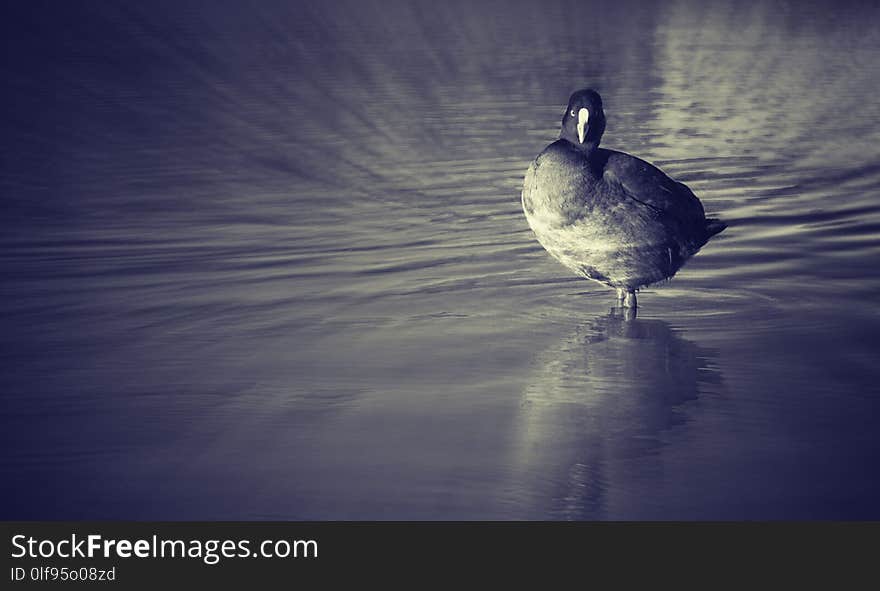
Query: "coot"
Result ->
[[522, 89, 725, 308]]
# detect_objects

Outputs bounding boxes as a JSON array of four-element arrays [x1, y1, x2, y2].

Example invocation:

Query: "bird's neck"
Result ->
[[559, 134, 600, 158], [557, 140, 607, 184]]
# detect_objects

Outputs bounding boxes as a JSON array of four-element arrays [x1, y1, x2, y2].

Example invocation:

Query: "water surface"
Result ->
[[2, 0, 880, 519]]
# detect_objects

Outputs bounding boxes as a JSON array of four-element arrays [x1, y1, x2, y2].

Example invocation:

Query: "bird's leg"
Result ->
[[616, 287, 626, 302], [623, 290, 637, 309]]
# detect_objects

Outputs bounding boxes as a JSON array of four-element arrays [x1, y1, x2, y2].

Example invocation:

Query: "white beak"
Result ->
[[576, 108, 590, 143]]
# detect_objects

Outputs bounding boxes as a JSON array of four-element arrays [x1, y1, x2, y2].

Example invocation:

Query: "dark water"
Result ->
[[3, 0, 880, 519]]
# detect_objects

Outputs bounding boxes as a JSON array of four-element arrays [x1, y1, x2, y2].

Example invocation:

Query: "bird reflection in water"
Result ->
[[508, 306, 723, 519]]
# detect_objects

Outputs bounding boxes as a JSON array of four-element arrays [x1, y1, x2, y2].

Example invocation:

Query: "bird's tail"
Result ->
[[704, 218, 727, 239]]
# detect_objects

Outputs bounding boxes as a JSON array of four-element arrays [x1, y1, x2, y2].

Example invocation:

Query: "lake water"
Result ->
[[2, 0, 880, 519]]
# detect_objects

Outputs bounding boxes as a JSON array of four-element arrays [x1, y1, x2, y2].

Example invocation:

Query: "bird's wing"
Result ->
[[601, 150, 705, 224]]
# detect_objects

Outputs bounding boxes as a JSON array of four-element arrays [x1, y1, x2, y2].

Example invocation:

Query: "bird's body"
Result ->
[[522, 89, 724, 307]]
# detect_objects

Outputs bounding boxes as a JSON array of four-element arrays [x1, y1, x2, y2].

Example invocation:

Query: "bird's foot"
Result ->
[[613, 288, 637, 318]]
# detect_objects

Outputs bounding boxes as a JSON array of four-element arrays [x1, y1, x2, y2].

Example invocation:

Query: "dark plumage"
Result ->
[[522, 89, 725, 308]]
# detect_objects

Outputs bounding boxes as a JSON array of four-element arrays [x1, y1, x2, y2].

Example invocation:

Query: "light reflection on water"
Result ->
[[2, 0, 880, 518], [509, 309, 720, 519]]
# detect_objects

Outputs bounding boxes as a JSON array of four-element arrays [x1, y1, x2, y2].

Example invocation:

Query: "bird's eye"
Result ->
[[570, 109, 577, 117]]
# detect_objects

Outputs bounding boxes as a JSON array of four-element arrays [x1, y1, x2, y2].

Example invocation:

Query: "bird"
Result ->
[[521, 88, 725, 308]]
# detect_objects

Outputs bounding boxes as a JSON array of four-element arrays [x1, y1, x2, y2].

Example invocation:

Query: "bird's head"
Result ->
[[560, 88, 606, 151]]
